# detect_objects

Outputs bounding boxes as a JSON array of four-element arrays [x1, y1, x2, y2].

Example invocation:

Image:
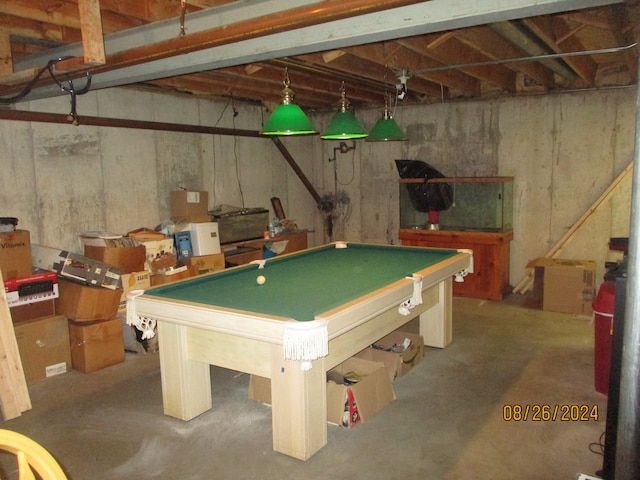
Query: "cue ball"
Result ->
[[256, 275, 266, 285]]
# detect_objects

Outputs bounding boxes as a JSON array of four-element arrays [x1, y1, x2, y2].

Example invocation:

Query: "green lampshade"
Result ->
[[321, 81, 368, 140], [321, 110, 368, 139], [366, 116, 408, 142], [261, 103, 318, 135], [261, 68, 318, 136], [365, 97, 408, 142]]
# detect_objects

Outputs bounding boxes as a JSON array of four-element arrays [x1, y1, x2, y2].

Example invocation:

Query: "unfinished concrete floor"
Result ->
[[2, 296, 608, 479]]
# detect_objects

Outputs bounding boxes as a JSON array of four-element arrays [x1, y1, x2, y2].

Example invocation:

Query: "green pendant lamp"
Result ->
[[261, 68, 318, 136], [321, 82, 368, 140], [366, 94, 408, 142]]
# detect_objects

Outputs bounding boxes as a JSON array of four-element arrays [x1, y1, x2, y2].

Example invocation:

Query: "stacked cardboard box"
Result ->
[[14, 315, 71, 383], [68, 317, 125, 373], [170, 190, 210, 223], [83, 240, 146, 274], [5, 270, 59, 323], [1, 230, 72, 383], [0, 230, 32, 280]]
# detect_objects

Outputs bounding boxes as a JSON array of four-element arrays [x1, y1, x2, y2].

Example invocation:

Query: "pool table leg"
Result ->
[[270, 347, 327, 461], [419, 278, 453, 348], [157, 321, 212, 420]]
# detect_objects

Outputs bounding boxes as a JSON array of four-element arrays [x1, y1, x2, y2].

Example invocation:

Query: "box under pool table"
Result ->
[[128, 241, 472, 460]]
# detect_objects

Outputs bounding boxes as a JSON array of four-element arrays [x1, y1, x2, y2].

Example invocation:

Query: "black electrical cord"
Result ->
[[45, 58, 92, 125], [0, 56, 92, 125]]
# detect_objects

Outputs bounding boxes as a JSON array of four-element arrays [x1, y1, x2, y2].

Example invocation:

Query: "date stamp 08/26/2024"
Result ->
[[502, 404, 599, 422]]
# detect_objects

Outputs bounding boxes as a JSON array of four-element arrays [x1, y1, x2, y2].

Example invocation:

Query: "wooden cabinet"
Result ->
[[223, 231, 308, 266], [399, 229, 513, 301]]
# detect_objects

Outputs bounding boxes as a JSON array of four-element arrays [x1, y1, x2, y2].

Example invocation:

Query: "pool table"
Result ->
[[129, 242, 472, 460]]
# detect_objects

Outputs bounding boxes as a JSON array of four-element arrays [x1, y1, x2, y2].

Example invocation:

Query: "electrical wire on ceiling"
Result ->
[[0, 56, 92, 125]]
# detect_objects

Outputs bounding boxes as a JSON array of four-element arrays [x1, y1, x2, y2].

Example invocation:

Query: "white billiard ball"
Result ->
[[256, 275, 266, 285]]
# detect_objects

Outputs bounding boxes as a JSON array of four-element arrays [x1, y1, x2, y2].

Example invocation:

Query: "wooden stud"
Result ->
[[77, 0, 106, 65], [0, 270, 32, 421], [0, 32, 12, 76]]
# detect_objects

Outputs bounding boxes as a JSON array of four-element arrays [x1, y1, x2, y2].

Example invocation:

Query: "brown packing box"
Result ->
[[55, 278, 123, 322], [170, 190, 209, 223], [249, 357, 396, 428], [354, 346, 403, 383], [13, 315, 71, 383], [0, 229, 32, 280], [68, 317, 125, 373], [10, 299, 56, 323], [326, 357, 396, 427], [150, 265, 199, 286], [372, 331, 424, 377], [248, 375, 272, 405], [181, 253, 225, 274], [527, 258, 596, 315], [118, 271, 151, 313], [138, 237, 175, 272], [84, 244, 146, 274]]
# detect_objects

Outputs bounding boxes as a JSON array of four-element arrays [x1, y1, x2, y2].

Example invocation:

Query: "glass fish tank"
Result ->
[[399, 176, 514, 232]]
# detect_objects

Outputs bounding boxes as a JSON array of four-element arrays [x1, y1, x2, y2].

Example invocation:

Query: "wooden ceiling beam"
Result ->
[[0, 32, 12, 76], [605, 3, 639, 82], [0, 1, 81, 30], [78, 0, 106, 65], [401, 34, 517, 93], [349, 41, 480, 96], [524, 16, 597, 86], [490, 20, 578, 84], [455, 26, 554, 88], [0, 14, 67, 44]]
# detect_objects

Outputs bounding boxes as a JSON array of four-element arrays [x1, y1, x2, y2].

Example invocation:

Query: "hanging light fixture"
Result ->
[[321, 82, 368, 140], [366, 93, 408, 142], [261, 68, 318, 136]]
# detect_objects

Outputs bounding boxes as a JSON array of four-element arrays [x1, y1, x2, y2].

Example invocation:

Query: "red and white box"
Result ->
[[4, 271, 59, 307]]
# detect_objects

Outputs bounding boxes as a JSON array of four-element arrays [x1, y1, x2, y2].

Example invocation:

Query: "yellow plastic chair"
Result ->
[[0, 429, 67, 480]]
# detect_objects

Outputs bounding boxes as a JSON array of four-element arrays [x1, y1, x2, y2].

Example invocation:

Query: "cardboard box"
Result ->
[[68, 317, 125, 373], [118, 271, 151, 313], [170, 190, 209, 223], [138, 237, 175, 272], [326, 357, 396, 427], [182, 253, 225, 274], [248, 375, 272, 405], [0, 229, 32, 280], [55, 278, 123, 322], [84, 244, 146, 274], [372, 331, 424, 377], [249, 357, 396, 428], [13, 315, 71, 383], [354, 346, 403, 383], [177, 222, 221, 255], [527, 258, 596, 315], [10, 299, 56, 323], [150, 265, 198, 286], [53, 251, 122, 290]]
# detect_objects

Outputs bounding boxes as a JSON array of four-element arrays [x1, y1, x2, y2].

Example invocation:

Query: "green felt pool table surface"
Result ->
[[148, 242, 459, 322]]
